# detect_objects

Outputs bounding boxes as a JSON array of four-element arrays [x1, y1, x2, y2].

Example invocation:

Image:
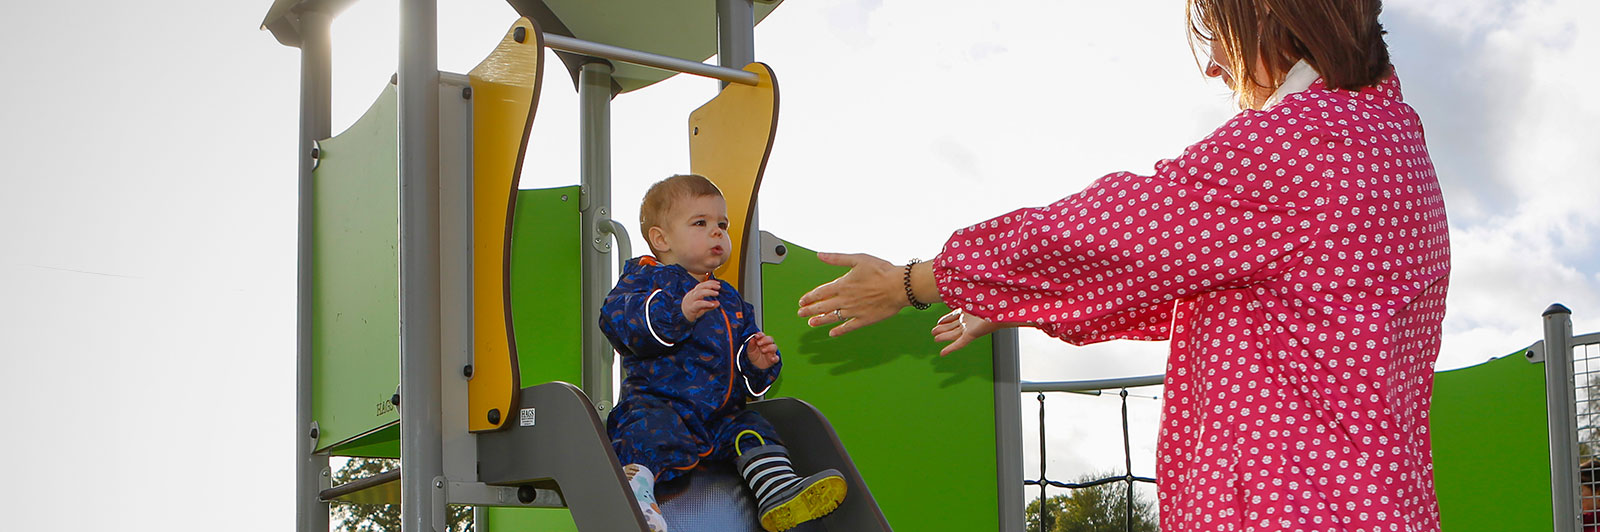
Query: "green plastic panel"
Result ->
[[508, 186, 585, 388], [485, 185, 587, 530], [1431, 351, 1553, 530], [761, 241, 998, 531], [312, 84, 402, 453]]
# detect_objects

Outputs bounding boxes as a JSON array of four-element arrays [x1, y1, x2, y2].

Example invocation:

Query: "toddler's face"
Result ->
[[657, 194, 732, 276]]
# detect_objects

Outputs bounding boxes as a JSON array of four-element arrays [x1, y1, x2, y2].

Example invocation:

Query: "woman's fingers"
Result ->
[[797, 277, 846, 314], [814, 252, 865, 268], [932, 325, 962, 343]]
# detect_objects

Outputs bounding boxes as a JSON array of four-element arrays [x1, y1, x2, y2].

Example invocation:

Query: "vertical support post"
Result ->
[[1120, 390, 1133, 532], [579, 61, 616, 416], [296, 9, 333, 532], [715, 0, 763, 326], [1546, 303, 1578, 532], [992, 328, 1024, 532], [1036, 391, 1050, 531], [398, 0, 444, 531]]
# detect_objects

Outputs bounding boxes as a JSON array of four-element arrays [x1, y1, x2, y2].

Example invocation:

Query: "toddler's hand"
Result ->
[[746, 332, 780, 370], [681, 280, 721, 322]]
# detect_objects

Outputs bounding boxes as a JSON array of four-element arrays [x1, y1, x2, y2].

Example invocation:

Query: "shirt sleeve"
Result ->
[[734, 297, 780, 398], [933, 112, 1330, 345], [598, 283, 694, 359]]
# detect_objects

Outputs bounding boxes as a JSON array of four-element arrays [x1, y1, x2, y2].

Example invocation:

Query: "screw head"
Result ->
[[391, 393, 400, 407], [517, 486, 536, 503], [461, 86, 472, 99], [513, 27, 527, 43], [462, 364, 474, 377], [435, 480, 444, 489], [775, 244, 787, 256], [488, 409, 501, 424]]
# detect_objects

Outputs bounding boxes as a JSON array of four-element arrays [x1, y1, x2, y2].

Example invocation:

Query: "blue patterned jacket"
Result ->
[[600, 256, 781, 417]]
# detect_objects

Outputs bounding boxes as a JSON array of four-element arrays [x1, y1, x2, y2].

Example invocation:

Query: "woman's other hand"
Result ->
[[796, 252, 905, 336], [931, 308, 1008, 356]]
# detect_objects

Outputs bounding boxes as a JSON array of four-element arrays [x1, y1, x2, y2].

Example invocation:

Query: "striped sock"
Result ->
[[738, 446, 804, 510]]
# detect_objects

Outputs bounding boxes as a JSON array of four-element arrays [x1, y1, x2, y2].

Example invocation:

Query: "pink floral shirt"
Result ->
[[934, 75, 1449, 531]]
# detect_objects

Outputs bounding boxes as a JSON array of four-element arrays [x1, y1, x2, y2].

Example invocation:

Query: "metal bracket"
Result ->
[[1524, 340, 1547, 364], [597, 218, 633, 271], [591, 207, 613, 253], [444, 480, 566, 508], [431, 477, 448, 532], [759, 230, 788, 265]]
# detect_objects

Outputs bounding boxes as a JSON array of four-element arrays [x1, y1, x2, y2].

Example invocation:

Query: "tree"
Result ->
[[1025, 472, 1157, 532], [331, 457, 474, 532]]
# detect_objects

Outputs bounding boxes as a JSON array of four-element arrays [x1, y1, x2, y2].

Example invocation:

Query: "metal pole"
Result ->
[[1121, 389, 1133, 532], [579, 61, 616, 417], [1021, 374, 1165, 394], [715, 0, 762, 324], [1037, 392, 1049, 531], [541, 34, 759, 87], [398, 0, 444, 530], [993, 328, 1024, 532], [296, 9, 333, 532], [1546, 303, 1579, 532]]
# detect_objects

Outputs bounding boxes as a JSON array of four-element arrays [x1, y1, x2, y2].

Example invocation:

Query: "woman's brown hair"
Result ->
[[1188, 0, 1391, 106]]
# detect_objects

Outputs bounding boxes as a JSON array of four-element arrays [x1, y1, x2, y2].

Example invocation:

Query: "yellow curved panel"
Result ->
[[467, 18, 544, 432], [688, 63, 779, 291]]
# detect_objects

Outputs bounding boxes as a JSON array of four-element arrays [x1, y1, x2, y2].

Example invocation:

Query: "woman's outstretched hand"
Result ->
[[930, 308, 1005, 356], [796, 252, 906, 337]]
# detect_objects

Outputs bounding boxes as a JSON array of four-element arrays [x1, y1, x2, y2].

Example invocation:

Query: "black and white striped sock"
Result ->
[[738, 445, 804, 509]]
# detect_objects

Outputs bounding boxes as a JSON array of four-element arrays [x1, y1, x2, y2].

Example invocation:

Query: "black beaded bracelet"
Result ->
[[904, 259, 932, 310]]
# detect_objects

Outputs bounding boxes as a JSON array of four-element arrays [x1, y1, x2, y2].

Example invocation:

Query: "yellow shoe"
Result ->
[[757, 470, 848, 532]]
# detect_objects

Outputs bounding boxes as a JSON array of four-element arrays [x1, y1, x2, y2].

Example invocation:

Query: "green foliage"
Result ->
[[331, 457, 474, 532], [1024, 472, 1157, 532]]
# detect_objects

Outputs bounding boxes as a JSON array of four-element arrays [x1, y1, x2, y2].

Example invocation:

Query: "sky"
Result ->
[[1, 0, 1597, 530]]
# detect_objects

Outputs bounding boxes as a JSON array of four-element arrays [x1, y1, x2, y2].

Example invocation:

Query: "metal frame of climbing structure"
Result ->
[[265, 1, 1030, 531], [1017, 305, 1600, 532]]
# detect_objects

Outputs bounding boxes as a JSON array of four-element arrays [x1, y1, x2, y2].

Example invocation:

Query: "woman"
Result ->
[[797, 1, 1448, 530]]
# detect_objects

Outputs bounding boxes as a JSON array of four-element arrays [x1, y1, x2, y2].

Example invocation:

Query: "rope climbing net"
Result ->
[[1024, 384, 1159, 532]]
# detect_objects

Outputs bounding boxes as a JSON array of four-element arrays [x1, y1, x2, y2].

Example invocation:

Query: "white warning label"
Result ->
[[520, 407, 536, 427]]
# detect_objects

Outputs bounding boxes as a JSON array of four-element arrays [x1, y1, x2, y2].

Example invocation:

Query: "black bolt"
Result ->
[[391, 393, 400, 407], [517, 486, 536, 504], [775, 244, 787, 257], [462, 364, 474, 377], [514, 27, 526, 43], [488, 409, 501, 424], [310, 147, 320, 159], [693, 126, 699, 135], [309, 426, 320, 439], [462, 87, 472, 100]]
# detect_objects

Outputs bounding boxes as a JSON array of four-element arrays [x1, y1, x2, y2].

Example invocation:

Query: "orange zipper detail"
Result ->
[[716, 307, 735, 411]]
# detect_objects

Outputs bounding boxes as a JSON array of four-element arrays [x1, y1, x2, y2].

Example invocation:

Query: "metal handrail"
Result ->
[[1021, 374, 1164, 394], [542, 33, 760, 86]]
